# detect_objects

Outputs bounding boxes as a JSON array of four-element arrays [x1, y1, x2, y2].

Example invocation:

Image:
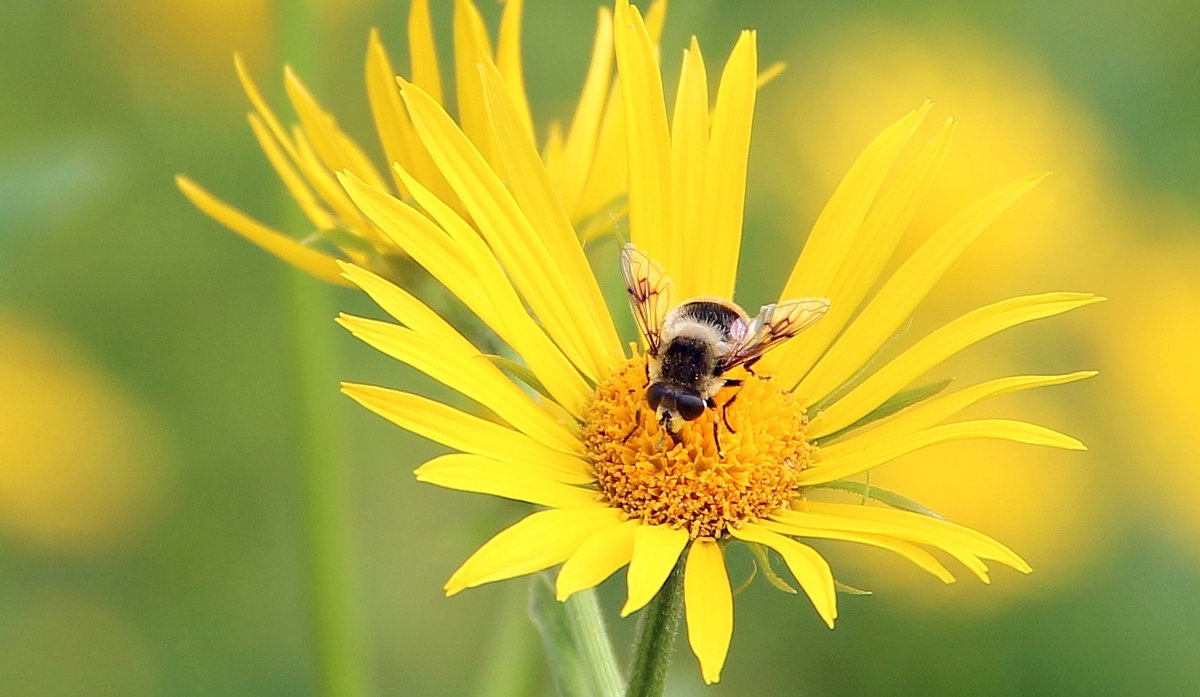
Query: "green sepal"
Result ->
[[746, 542, 798, 594], [834, 579, 874, 596], [816, 377, 954, 445], [810, 479, 945, 520], [483, 354, 555, 402]]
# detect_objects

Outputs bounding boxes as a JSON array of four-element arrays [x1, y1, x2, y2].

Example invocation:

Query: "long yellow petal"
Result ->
[[175, 175, 349, 286], [756, 522, 958, 583], [414, 453, 598, 508], [400, 80, 616, 381], [668, 38, 709, 301], [453, 0, 497, 165], [771, 117, 954, 387], [700, 30, 757, 299], [341, 383, 585, 473], [495, 0, 534, 140], [337, 315, 586, 445], [339, 171, 592, 416], [730, 524, 836, 627], [283, 66, 387, 190], [621, 525, 689, 616], [614, 0, 673, 259], [826, 371, 1098, 447], [808, 292, 1104, 436], [556, 519, 640, 601], [802, 418, 1086, 486], [684, 540, 733, 685], [782, 502, 1031, 575], [795, 172, 1049, 407], [776, 104, 933, 331], [445, 507, 622, 595], [246, 113, 336, 231], [556, 7, 614, 216], [407, 0, 443, 103], [574, 83, 628, 222], [478, 61, 623, 369], [366, 29, 445, 201]]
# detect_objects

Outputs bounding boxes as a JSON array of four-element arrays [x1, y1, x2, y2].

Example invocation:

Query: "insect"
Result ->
[[619, 243, 831, 449]]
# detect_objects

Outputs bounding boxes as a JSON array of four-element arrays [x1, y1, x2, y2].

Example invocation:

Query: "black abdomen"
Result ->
[[676, 301, 740, 340]]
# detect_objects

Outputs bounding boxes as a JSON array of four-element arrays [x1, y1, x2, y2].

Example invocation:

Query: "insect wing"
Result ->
[[718, 297, 830, 371], [619, 244, 673, 355]]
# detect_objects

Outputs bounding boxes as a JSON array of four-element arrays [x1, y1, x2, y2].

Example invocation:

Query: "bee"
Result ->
[[619, 244, 831, 448]]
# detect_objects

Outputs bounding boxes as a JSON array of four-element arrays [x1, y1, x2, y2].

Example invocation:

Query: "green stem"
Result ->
[[528, 574, 624, 697], [275, 3, 369, 694], [624, 562, 685, 697], [285, 270, 371, 697]]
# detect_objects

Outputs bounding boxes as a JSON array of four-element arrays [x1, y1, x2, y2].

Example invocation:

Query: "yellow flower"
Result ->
[[336, 1, 1099, 684], [176, 0, 665, 286]]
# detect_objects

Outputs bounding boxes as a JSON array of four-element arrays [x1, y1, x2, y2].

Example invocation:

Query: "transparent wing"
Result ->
[[717, 297, 831, 372], [619, 243, 673, 355]]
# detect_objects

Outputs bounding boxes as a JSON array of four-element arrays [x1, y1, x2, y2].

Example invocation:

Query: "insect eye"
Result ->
[[646, 383, 668, 409], [676, 393, 706, 421]]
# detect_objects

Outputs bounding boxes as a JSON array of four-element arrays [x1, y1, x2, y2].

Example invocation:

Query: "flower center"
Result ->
[[582, 355, 815, 539]]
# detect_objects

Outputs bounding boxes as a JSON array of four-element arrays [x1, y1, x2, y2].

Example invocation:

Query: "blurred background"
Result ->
[[2, 0, 1197, 695]]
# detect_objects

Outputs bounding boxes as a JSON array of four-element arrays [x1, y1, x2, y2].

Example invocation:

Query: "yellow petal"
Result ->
[[573, 82, 628, 223], [802, 418, 1086, 486], [399, 80, 618, 381], [246, 113, 336, 231], [684, 540, 733, 685], [621, 525, 688, 616], [283, 66, 387, 190], [729, 525, 835, 628], [290, 126, 374, 237], [478, 61, 623, 370], [614, 0, 673, 260], [827, 371, 1098, 447], [795, 172, 1049, 407], [407, 0, 443, 104], [730, 524, 836, 628], [414, 453, 597, 508], [776, 104, 933, 351], [453, 0, 497, 165], [339, 171, 592, 417], [175, 175, 349, 286], [556, 7, 614, 216], [495, 0, 534, 140], [668, 38, 709, 301], [757, 519, 956, 583], [699, 30, 757, 299], [780, 502, 1031, 576], [771, 117, 954, 387], [365, 29, 456, 205], [341, 383, 586, 477], [556, 519, 640, 601], [445, 507, 622, 595], [808, 292, 1104, 436], [337, 314, 584, 449]]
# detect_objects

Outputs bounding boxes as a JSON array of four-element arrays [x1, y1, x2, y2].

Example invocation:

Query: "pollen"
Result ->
[[582, 356, 816, 539]]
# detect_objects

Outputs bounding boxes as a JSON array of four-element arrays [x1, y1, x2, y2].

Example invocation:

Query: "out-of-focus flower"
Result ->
[[332, 1, 1097, 682], [178, 0, 666, 285], [0, 312, 172, 555]]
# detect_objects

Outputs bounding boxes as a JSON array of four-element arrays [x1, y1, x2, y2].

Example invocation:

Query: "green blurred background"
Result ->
[[2, 0, 1198, 695]]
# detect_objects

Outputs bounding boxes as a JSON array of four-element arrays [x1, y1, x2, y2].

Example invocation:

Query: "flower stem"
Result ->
[[528, 574, 624, 697], [624, 562, 685, 697], [275, 2, 370, 695]]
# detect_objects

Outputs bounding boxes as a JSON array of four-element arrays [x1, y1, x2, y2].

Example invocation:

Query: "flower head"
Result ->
[[336, 0, 1099, 684], [176, 0, 665, 285]]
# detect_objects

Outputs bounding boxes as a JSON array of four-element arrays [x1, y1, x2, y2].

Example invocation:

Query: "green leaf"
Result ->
[[834, 579, 874, 596], [816, 377, 954, 445], [746, 542, 797, 594], [483, 354, 555, 402], [731, 558, 758, 597], [810, 479, 945, 520]]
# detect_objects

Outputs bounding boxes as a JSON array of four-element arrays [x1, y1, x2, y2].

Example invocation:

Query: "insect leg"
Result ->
[[706, 397, 725, 457], [719, 379, 743, 433], [621, 407, 643, 443]]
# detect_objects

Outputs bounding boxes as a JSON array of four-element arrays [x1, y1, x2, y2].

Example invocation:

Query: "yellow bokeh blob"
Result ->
[[0, 312, 173, 555]]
